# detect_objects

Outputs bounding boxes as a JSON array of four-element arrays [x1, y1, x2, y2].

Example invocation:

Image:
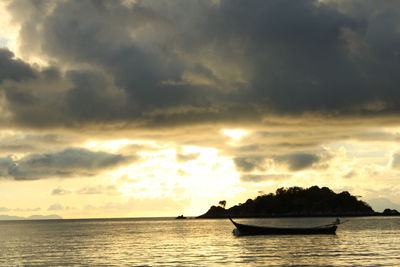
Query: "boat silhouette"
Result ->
[[229, 218, 338, 236]]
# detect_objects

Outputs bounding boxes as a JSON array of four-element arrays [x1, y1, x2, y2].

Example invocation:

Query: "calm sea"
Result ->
[[0, 216, 399, 266]]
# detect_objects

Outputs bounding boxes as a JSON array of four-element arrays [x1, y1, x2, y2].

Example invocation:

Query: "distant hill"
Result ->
[[0, 215, 24, 220], [366, 198, 400, 212], [0, 214, 62, 220], [198, 186, 375, 218], [27, 214, 62, 220]]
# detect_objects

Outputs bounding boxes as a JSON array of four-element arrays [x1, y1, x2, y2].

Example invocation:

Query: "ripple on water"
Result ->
[[1, 217, 400, 266]]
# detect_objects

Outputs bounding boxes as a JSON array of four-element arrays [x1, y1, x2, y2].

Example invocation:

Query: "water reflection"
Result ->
[[0, 217, 400, 266]]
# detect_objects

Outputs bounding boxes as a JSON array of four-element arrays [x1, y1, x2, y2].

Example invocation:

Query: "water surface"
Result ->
[[0, 217, 399, 266]]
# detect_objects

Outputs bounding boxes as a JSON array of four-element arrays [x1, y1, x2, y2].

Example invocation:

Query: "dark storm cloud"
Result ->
[[234, 156, 267, 172], [0, 63, 132, 128], [234, 150, 331, 172], [0, 148, 133, 180], [144, 0, 400, 113], [2, 0, 400, 130], [0, 49, 35, 83], [29, 0, 190, 108], [64, 70, 127, 121], [275, 153, 320, 171]]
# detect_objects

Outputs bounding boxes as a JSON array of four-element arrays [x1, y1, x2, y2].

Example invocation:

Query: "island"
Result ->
[[198, 186, 387, 218], [382, 208, 400, 216]]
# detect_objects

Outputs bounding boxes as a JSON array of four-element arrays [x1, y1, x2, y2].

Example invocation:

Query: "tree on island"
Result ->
[[198, 186, 375, 218], [218, 200, 226, 209]]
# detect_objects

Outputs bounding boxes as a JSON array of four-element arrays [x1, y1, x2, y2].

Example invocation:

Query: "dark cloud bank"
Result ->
[[1, 0, 400, 130], [0, 148, 132, 180], [234, 151, 327, 172]]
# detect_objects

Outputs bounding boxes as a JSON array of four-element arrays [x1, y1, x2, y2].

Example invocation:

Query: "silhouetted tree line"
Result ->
[[198, 186, 375, 218]]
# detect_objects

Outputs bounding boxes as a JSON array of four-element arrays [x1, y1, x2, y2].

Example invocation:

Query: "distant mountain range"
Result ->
[[0, 214, 62, 220]]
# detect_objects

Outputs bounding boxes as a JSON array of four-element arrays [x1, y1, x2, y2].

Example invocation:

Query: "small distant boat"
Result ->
[[176, 215, 187, 220], [229, 218, 338, 236]]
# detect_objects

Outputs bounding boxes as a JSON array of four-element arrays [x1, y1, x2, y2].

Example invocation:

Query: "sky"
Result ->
[[1, 0, 400, 218]]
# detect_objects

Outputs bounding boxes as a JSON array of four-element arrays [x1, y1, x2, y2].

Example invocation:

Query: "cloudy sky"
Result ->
[[1, 0, 400, 218]]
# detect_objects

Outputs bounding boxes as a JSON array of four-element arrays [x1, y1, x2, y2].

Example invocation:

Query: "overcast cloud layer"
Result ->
[[0, 0, 399, 130], [1, 0, 400, 217]]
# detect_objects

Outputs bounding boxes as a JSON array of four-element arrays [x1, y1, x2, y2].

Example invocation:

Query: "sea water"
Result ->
[[0, 216, 399, 266]]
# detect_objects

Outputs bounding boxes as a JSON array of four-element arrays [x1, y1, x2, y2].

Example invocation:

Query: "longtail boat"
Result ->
[[229, 218, 338, 236]]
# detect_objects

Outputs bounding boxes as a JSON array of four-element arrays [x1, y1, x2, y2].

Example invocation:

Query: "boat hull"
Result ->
[[230, 218, 337, 236]]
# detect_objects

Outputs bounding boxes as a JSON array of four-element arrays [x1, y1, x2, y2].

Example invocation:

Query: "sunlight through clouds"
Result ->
[[105, 143, 243, 215], [2, 0, 400, 218], [222, 129, 249, 141], [0, 3, 17, 52]]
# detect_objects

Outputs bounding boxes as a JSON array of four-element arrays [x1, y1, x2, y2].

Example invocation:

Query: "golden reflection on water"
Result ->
[[0, 217, 400, 266]]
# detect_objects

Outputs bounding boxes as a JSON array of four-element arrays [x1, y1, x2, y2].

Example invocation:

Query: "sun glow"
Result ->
[[98, 141, 244, 215], [222, 129, 249, 141], [0, 4, 18, 53]]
